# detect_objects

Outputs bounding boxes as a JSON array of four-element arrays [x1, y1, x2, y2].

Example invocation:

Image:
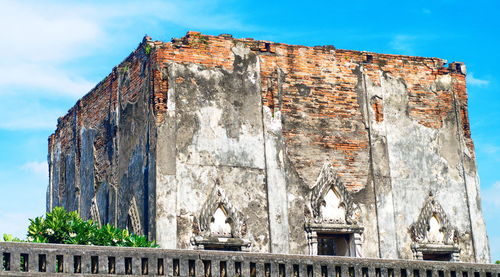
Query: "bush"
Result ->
[[4, 207, 157, 248], [2, 234, 23, 242]]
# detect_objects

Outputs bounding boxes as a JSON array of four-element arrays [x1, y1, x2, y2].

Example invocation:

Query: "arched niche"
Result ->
[[409, 193, 460, 261], [321, 188, 347, 224], [427, 214, 445, 244], [192, 186, 250, 251], [209, 205, 232, 237], [306, 163, 363, 257], [90, 198, 101, 228], [127, 196, 142, 235]]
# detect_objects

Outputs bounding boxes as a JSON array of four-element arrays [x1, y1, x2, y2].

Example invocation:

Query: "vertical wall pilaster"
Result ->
[[155, 69, 177, 248], [262, 107, 290, 253]]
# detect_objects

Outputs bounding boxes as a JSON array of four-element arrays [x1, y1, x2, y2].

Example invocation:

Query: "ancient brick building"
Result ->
[[47, 31, 490, 263]]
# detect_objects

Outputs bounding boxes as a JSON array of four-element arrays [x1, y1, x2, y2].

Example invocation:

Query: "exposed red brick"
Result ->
[[50, 31, 473, 191]]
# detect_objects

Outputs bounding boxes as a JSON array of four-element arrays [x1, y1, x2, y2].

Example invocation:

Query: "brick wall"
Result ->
[[52, 32, 472, 192], [48, 31, 480, 258], [145, 32, 470, 191]]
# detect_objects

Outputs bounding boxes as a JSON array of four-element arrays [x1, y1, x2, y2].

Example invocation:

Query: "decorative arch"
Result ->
[[127, 196, 142, 235], [309, 163, 360, 224], [409, 193, 460, 261], [192, 185, 250, 251], [305, 163, 363, 257], [197, 186, 246, 238], [409, 193, 458, 245], [90, 198, 101, 228]]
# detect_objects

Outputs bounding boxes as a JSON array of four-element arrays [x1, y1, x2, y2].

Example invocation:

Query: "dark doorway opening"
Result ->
[[317, 233, 351, 256], [422, 252, 452, 261], [203, 245, 242, 251]]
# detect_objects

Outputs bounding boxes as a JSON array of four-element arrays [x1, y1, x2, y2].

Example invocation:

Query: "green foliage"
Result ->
[[2, 234, 24, 242], [496, 260, 500, 264], [119, 65, 129, 73], [25, 207, 158, 248], [144, 43, 152, 55], [192, 33, 208, 44], [188, 33, 209, 48]]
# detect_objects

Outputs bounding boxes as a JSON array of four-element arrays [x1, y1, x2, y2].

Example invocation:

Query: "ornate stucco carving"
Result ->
[[90, 198, 101, 227], [128, 196, 142, 235], [195, 185, 247, 238], [409, 193, 458, 245], [309, 163, 361, 225], [305, 163, 364, 257]]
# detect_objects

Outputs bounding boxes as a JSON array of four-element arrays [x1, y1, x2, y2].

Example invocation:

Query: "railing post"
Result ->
[[355, 265, 363, 277], [255, 262, 264, 277], [326, 263, 336, 277], [149, 254, 158, 276], [296, 263, 304, 277], [180, 257, 189, 276], [394, 268, 402, 277], [286, 263, 294, 277], [341, 265, 349, 277], [46, 253, 57, 273], [196, 259, 204, 277], [243, 261, 251, 276], [28, 252, 37, 273], [98, 254, 107, 273], [114, 255, 124, 274], [133, 255, 142, 275], [9, 249, 20, 272], [227, 259, 236, 276], [212, 259, 220, 277], [381, 268, 389, 277], [270, 262, 278, 277], [368, 267, 377, 277], [313, 263, 322, 277]]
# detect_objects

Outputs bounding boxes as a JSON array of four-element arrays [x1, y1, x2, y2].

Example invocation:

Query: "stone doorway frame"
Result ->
[[305, 223, 363, 257]]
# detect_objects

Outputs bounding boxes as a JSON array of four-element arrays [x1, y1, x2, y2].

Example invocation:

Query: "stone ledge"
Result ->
[[0, 242, 498, 276]]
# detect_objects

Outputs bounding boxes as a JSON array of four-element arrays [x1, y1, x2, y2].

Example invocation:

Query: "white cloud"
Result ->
[[490, 235, 500, 262], [482, 183, 500, 261], [22, 161, 48, 177], [0, 97, 64, 130], [482, 181, 500, 208], [482, 144, 500, 155], [0, 0, 249, 130], [0, 212, 33, 240], [467, 73, 490, 87], [0, 0, 249, 98], [0, 64, 94, 98], [389, 35, 417, 55], [0, 2, 103, 64], [0, 1, 105, 97]]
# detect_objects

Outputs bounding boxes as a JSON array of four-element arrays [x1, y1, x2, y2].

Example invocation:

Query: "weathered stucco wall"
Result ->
[[48, 32, 490, 263], [48, 41, 158, 239]]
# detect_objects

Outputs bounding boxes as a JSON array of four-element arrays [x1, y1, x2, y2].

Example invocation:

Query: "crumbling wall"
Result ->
[[48, 40, 157, 239], [153, 38, 270, 251], [49, 32, 489, 262], [354, 55, 487, 262]]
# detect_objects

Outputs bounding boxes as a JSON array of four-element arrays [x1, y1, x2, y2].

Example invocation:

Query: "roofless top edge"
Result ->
[[144, 31, 457, 64], [46, 28, 487, 263]]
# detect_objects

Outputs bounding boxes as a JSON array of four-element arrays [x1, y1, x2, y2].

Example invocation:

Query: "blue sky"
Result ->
[[0, 0, 498, 261]]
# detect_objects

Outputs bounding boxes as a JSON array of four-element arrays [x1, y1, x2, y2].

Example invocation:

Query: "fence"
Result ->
[[0, 242, 498, 276]]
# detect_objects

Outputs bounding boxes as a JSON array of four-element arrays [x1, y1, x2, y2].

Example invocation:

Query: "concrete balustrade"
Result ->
[[0, 242, 498, 276]]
